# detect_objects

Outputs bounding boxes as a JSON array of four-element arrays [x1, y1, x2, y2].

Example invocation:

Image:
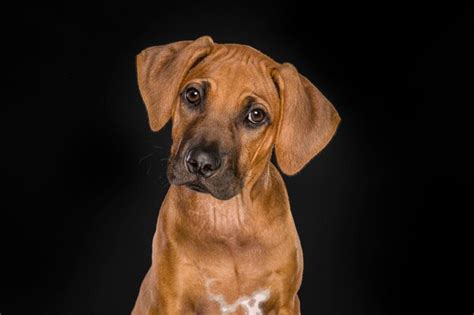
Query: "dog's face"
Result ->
[[166, 47, 281, 199], [137, 36, 340, 200]]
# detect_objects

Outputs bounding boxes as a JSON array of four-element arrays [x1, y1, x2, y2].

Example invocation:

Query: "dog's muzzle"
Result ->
[[183, 146, 222, 194]]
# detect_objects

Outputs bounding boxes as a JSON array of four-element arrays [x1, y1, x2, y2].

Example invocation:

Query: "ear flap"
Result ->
[[136, 36, 214, 131], [272, 63, 341, 175]]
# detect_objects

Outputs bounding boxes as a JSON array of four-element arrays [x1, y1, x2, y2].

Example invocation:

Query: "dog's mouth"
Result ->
[[167, 156, 242, 200], [185, 182, 210, 194]]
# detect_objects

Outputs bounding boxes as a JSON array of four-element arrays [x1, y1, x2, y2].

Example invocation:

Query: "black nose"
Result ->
[[185, 148, 221, 178]]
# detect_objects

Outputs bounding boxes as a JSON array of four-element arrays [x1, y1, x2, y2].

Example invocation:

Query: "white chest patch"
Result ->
[[206, 280, 270, 315]]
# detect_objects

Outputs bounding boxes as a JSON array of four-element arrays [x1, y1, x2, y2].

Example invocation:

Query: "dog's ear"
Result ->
[[272, 63, 340, 175], [136, 36, 214, 132]]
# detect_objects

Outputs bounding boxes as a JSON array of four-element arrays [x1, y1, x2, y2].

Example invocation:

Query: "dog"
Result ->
[[132, 36, 340, 315]]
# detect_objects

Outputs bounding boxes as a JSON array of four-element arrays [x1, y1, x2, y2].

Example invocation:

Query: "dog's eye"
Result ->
[[185, 87, 201, 105], [246, 108, 267, 125]]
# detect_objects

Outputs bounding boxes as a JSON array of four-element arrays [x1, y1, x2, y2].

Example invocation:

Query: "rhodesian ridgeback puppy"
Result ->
[[132, 36, 340, 315]]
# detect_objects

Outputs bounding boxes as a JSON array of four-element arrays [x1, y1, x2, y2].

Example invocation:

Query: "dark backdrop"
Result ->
[[1, 2, 472, 314]]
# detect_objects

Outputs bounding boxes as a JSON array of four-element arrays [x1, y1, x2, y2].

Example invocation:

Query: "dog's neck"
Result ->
[[166, 162, 289, 240]]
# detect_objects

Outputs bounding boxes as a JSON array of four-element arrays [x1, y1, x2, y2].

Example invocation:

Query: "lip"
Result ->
[[185, 182, 210, 193]]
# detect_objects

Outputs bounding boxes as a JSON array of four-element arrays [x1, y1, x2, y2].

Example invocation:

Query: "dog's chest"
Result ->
[[183, 240, 273, 314]]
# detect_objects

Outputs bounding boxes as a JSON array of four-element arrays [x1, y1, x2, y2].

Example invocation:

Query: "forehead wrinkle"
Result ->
[[213, 45, 252, 63], [202, 46, 241, 71]]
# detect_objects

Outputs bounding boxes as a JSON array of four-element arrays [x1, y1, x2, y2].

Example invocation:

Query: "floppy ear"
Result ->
[[136, 36, 214, 132], [272, 63, 341, 175]]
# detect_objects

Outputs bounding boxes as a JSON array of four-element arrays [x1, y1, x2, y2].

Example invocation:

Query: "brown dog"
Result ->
[[132, 36, 340, 315]]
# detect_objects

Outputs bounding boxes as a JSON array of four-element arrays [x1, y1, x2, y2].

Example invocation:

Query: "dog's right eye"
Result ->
[[184, 87, 201, 106]]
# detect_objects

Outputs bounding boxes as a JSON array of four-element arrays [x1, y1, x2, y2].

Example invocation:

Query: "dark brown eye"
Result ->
[[247, 108, 266, 125], [185, 87, 201, 105]]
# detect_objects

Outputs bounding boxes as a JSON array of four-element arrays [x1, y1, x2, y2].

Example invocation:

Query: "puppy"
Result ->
[[133, 36, 340, 315]]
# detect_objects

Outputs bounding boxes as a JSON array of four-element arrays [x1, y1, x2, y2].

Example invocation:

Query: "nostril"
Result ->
[[185, 150, 200, 174], [200, 164, 216, 178]]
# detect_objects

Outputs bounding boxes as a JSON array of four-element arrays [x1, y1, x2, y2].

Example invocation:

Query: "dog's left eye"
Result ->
[[246, 108, 267, 125], [185, 87, 201, 105]]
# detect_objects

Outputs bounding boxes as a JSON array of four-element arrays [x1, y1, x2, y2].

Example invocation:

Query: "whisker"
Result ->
[[138, 152, 154, 165], [153, 145, 167, 150]]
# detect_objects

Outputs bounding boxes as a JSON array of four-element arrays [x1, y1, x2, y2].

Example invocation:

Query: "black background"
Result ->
[[1, 2, 473, 314]]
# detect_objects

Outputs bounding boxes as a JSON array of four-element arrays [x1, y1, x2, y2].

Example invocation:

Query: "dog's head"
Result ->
[[137, 36, 340, 200]]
